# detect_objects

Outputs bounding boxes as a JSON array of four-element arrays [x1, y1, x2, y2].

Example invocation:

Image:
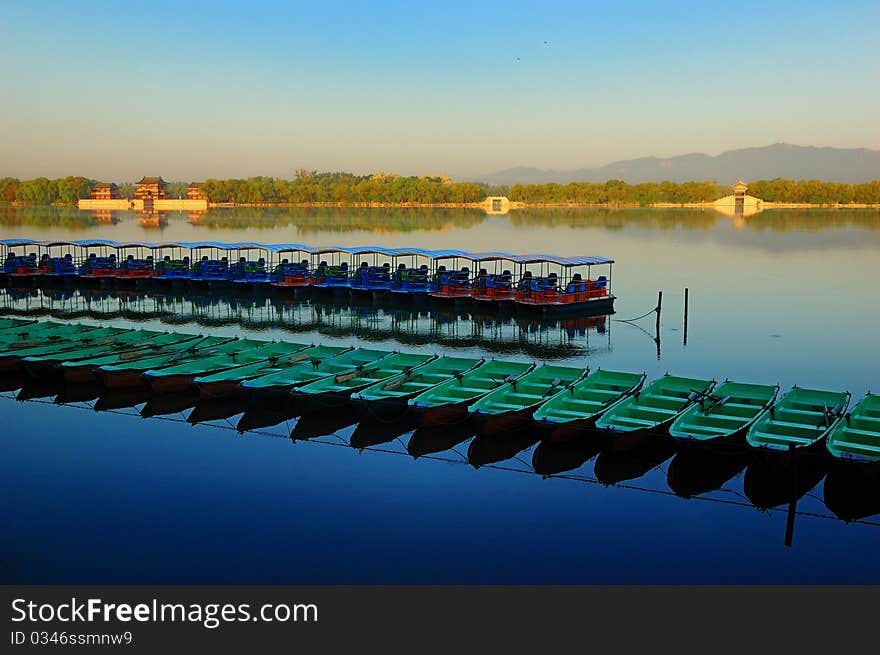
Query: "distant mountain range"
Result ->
[[471, 144, 880, 186]]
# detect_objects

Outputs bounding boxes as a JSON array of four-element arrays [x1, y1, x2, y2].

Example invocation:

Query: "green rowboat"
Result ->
[[408, 359, 535, 426], [826, 393, 880, 462], [533, 369, 647, 427], [193, 344, 351, 398], [21, 329, 191, 366], [352, 355, 484, 407], [595, 374, 716, 433], [468, 363, 587, 433], [96, 335, 242, 389], [0, 318, 36, 331], [746, 386, 850, 451], [294, 351, 435, 402], [0, 320, 75, 346], [669, 380, 779, 443], [0, 326, 127, 370], [242, 347, 393, 397], [143, 339, 310, 392]]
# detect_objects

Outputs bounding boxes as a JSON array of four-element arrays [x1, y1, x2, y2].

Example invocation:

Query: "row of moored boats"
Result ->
[[0, 317, 877, 463]]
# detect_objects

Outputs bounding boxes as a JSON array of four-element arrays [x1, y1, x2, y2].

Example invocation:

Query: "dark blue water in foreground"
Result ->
[[2, 207, 880, 583], [2, 394, 877, 584]]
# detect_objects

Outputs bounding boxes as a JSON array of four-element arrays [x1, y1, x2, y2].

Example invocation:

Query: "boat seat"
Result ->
[[480, 402, 523, 411], [422, 395, 464, 404], [750, 430, 813, 445], [781, 407, 825, 417], [456, 386, 489, 393], [507, 392, 542, 401], [606, 416, 657, 427], [765, 419, 821, 431], [838, 426, 880, 440], [590, 387, 625, 395], [643, 391, 689, 401], [677, 424, 731, 435], [544, 408, 595, 419], [830, 440, 878, 456], [854, 415, 880, 425], [638, 405, 679, 414], [565, 398, 605, 407], [721, 401, 763, 410]]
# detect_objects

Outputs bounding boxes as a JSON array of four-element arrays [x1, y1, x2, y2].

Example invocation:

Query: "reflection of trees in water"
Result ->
[[2, 205, 877, 236], [509, 207, 880, 232], [190, 207, 486, 233], [508, 208, 720, 231], [0, 205, 102, 231], [745, 210, 880, 232]]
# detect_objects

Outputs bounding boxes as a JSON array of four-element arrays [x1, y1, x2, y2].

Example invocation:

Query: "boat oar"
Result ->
[[334, 364, 370, 384], [383, 368, 420, 392], [703, 395, 731, 414], [823, 403, 844, 427], [542, 378, 563, 398], [267, 352, 312, 367]]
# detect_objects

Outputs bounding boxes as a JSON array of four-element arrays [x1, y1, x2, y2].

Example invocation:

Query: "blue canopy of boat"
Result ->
[[4, 237, 613, 266], [71, 239, 121, 248], [429, 249, 472, 260], [0, 238, 41, 247], [266, 243, 315, 254], [388, 247, 435, 258], [518, 253, 614, 266], [349, 246, 394, 257]]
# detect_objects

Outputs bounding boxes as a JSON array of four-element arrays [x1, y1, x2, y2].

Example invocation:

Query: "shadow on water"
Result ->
[[743, 451, 830, 510], [594, 434, 677, 485], [666, 443, 752, 498], [531, 431, 604, 476], [349, 412, 420, 450], [407, 421, 476, 458], [467, 425, 543, 468], [823, 461, 880, 522]]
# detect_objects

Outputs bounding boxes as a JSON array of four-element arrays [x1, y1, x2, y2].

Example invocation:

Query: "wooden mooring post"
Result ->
[[784, 443, 798, 547], [655, 291, 662, 358], [683, 287, 689, 346]]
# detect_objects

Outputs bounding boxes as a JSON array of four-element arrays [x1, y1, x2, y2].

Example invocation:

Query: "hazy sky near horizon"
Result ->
[[2, 0, 878, 181]]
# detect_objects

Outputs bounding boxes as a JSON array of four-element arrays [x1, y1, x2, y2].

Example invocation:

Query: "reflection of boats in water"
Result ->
[[823, 461, 880, 521], [666, 444, 750, 497], [467, 425, 542, 468], [2, 367, 880, 540], [532, 431, 603, 476], [236, 406, 299, 433], [743, 451, 829, 509], [1, 288, 612, 361], [593, 437, 677, 485], [349, 413, 419, 449], [290, 408, 359, 441], [0, 370, 30, 393], [406, 421, 475, 458], [187, 395, 251, 424], [54, 379, 105, 404], [94, 387, 153, 411], [140, 389, 200, 417]]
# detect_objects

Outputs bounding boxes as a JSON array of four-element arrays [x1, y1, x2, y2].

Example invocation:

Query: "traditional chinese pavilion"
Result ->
[[90, 182, 120, 200], [135, 176, 167, 200], [187, 182, 205, 200]]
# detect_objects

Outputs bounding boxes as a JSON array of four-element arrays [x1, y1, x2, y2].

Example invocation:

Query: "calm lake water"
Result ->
[[2, 205, 879, 583]]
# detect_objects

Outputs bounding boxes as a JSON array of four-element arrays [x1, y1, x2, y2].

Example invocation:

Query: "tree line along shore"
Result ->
[[2, 172, 879, 207]]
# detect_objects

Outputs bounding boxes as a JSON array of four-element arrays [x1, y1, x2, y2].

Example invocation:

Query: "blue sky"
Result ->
[[1, 0, 878, 180]]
